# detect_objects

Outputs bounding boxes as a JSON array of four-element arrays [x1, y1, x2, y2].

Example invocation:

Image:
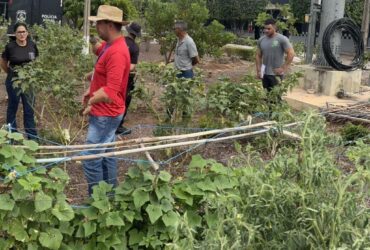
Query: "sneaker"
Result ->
[[115, 126, 132, 135]]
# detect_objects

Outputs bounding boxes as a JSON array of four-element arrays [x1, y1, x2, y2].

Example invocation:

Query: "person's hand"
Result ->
[[82, 89, 90, 106], [256, 71, 262, 80], [84, 72, 93, 82], [273, 67, 285, 76], [82, 104, 92, 116], [89, 35, 99, 45]]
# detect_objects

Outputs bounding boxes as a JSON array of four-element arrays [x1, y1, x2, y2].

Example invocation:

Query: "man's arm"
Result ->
[[284, 47, 295, 70], [274, 47, 295, 75], [255, 48, 262, 79], [191, 56, 199, 66], [0, 58, 9, 74], [130, 64, 136, 71]]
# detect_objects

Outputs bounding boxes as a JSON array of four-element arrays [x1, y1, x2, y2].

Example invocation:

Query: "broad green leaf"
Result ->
[[35, 191, 53, 212], [146, 204, 163, 224], [160, 199, 173, 212], [8, 132, 24, 141], [39, 228, 63, 250], [9, 220, 29, 242], [143, 171, 155, 182], [83, 221, 97, 237], [0, 194, 15, 211], [49, 168, 69, 181], [91, 199, 110, 213], [106, 212, 125, 226], [22, 155, 35, 164], [188, 154, 209, 170], [129, 229, 144, 246], [132, 189, 150, 209], [158, 171, 171, 182], [196, 177, 216, 192], [52, 201, 75, 221], [18, 175, 42, 192], [27, 242, 39, 250], [59, 222, 75, 236], [186, 210, 202, 228], [0, 145, 13, 158], [173, 187, 193, 206], [127, 167, 141, 179], [162, 211, 179, 228], [19, 201, 35, 220], [210, 163, 228, 174], [23, 140, 39, 151], [123, 211, 135, 223], [11, 183, 31, 201], [205, 212, 218, 228], [81, 207, 99, 220]]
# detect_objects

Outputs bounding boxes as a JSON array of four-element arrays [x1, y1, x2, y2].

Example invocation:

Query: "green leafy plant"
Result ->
[[0, 112, 369, 249], [145, 0, 234, 61], [341, 123, 370, 142], [160, 66, 205, 125], [256, 4, 298, 36], [204, 72, 302, 127]]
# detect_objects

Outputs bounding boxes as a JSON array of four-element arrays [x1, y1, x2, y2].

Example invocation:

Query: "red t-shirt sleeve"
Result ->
[[103, 51, 126, 101]]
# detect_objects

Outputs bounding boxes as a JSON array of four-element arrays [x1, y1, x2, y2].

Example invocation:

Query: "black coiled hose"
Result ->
[[322, 18, 364, 71]]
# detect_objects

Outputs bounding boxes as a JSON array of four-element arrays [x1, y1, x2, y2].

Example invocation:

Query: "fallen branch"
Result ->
[[325, 113, 370, 124]]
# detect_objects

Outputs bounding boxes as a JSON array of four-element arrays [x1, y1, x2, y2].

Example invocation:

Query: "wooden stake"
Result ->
[[140, 143, 160, 170], [36, 122, 298, 164], [30, 121, 276, 150]]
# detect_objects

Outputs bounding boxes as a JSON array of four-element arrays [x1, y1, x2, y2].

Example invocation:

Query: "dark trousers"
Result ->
[[118, 74, 136, 127], [262, 75, 283, 116], [176, 69, 194, 79], [5, 72, 37, 140], [262, 75, 282, 92]]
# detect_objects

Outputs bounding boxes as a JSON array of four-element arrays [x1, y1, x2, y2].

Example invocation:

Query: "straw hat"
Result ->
[[88, 5, 126, 24]]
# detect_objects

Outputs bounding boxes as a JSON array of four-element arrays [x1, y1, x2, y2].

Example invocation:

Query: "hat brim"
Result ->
[[126, 26, 141, 37], [88, 16, 127, 25]]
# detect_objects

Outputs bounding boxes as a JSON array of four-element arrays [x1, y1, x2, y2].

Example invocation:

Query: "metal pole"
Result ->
[[361, 0, 370, 48], [82, 0, 91, 55], [305, 0, 320, 64]]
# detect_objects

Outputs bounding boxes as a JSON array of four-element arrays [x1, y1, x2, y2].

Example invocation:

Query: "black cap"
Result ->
[[126, 22, 142, 37]]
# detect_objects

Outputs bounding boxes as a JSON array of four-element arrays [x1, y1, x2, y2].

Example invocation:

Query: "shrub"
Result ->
[[222, 44, 256, 61], [233, 37, 257, 47], [13, 22, 94, 144], [341, 123, 370, 142], [1, 113, 369, 249]]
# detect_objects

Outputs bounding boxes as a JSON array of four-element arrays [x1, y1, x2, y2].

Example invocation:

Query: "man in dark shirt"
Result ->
[[116, 22, 141, 135]]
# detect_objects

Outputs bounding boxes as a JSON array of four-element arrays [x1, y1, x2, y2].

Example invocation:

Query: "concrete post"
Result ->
[[314, 0, 345, 67], [82, 0, 91, 55], [361, 0, 370, 48], [305, 0, 321, 64]]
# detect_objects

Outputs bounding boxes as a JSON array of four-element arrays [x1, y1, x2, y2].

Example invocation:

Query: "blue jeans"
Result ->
[[176, 69, 194, 79], [82, 114, 123, 195], [5, 72, 37, 140]]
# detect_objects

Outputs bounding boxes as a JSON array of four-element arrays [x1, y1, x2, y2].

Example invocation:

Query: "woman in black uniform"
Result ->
[[0, 23, 38, 140]]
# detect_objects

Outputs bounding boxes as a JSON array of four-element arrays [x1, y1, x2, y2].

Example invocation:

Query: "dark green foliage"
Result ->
[[0, 113, 369, 249], [341, 123, 370, 142]]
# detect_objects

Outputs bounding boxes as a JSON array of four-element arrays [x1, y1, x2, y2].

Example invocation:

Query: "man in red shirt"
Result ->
[[82, 5, 130, 195]]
